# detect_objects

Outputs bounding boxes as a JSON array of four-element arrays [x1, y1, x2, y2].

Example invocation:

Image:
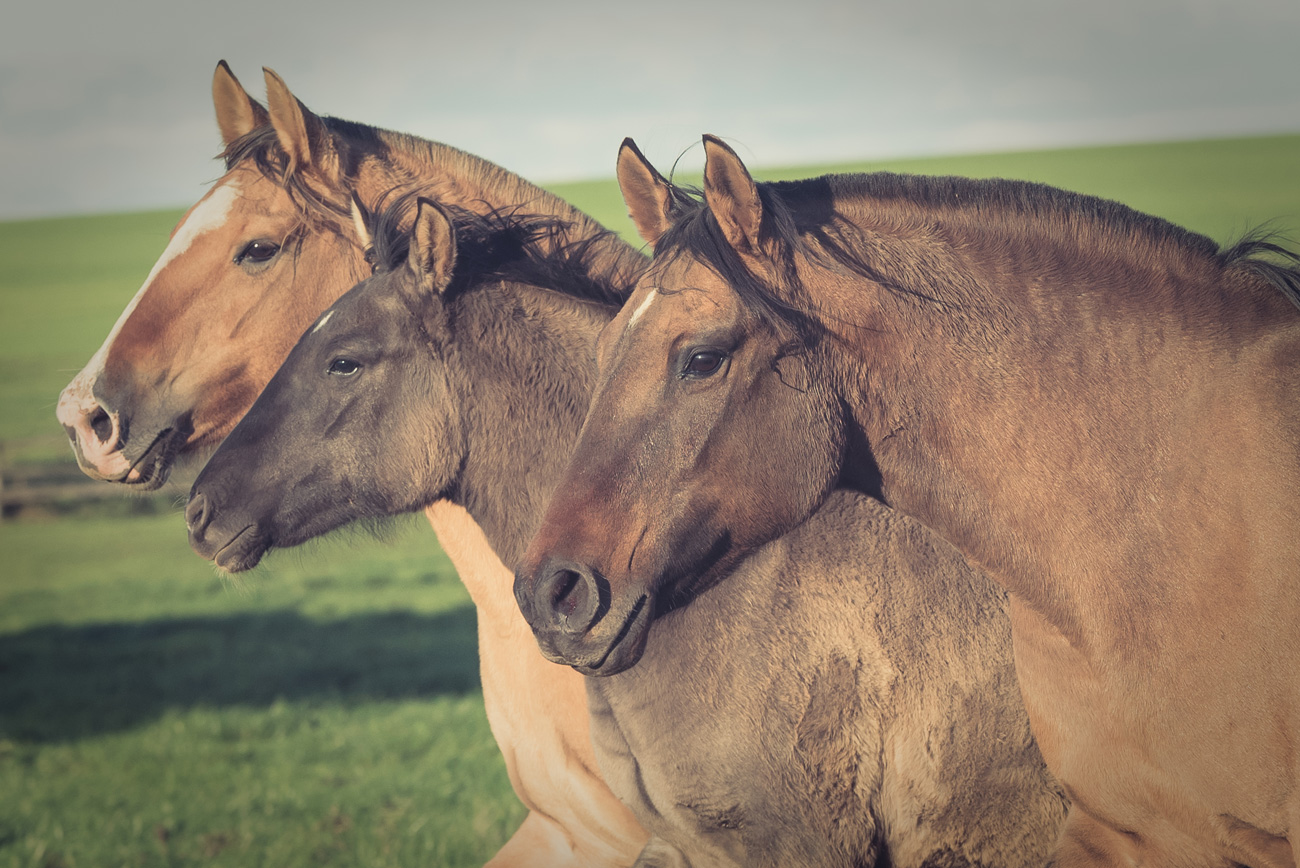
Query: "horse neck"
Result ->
[[360, 131, 647, 289], [823, 205, 1300, 648], [442, 282, 613, 569]]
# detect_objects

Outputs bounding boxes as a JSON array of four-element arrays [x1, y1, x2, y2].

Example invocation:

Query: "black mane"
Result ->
[[369, 190, 635, 307]]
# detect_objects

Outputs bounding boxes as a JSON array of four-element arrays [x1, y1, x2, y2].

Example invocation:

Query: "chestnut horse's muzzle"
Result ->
[[56, 377, 190, 490]]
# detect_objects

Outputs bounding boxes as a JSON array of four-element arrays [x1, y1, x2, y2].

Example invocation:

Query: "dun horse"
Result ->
[[55, 62, 649, 867], [515, 136, 1300, 868], [187, 195, 1067, 867]]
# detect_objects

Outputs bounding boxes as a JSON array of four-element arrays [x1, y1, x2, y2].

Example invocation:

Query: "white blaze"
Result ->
[[625, 289, 657, 331], [56, 177, 243, 454]]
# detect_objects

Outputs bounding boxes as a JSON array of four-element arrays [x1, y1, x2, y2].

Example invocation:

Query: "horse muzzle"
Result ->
[[56, 380, 188, 490], [513, 557, 655, 676], [185, 490, 272, 573]]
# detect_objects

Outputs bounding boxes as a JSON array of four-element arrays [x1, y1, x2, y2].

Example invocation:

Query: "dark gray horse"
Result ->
[[188, 195, 1066, 867]]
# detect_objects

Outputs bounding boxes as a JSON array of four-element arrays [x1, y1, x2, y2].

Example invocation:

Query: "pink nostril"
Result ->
[[57, 378, 135, 480]]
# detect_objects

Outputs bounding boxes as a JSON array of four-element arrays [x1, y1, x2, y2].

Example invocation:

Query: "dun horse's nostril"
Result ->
[[543, 565, 602, 635], [550, 569, 583, 617], [89, 406, 113, 445]]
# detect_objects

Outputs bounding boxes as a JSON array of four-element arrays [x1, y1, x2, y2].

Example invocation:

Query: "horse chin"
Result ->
[[546, 593, 656, 678], [120, 429, 186, 490], [209, 524, 272, 574], [71, 423, 189, 491]]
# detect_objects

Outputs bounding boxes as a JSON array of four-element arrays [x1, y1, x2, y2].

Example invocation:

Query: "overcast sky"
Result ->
[[1, 0, 1297, 220]]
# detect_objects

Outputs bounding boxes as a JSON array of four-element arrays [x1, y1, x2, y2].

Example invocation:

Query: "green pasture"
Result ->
[[1, 134, 1297, 867]]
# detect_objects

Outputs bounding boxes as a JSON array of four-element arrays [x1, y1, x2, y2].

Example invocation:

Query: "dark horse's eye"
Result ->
[[327, 358, 361, 376], [235, 240, 280, 265], [682, 350, 727, 378]]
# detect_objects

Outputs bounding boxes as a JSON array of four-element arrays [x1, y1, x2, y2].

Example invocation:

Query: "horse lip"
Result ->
[[572, 593, 652, 677], [118, 426, 182, 490], [212, 524, 269, 573]]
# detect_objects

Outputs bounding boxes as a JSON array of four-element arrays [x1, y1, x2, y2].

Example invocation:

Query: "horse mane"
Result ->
[[654, 173, 1300, 339], [220, 118, 647, 299], [220, 118, 388, 227], [1222, 235, 1300, 311], [652, 180, 826, 343], [369, 189, 635, 307]]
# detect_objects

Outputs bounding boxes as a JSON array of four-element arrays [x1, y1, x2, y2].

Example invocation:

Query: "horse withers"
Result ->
[[56, 62, 648, 868], [515, 135, 1300, 868], [188, 194, 1066, 867]]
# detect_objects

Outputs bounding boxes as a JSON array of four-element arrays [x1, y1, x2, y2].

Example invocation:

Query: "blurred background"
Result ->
[[2, 1, 1297, 865], [3, 0, 1298, 219]]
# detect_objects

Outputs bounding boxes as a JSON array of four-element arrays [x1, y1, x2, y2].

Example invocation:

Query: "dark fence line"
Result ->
[[0, 439, 185, 519]]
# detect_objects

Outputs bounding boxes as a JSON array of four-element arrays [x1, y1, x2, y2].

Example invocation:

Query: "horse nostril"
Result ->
[[89, 406, 114, 445], [550, 569, 587, 619], [185, 492, 210, 535], [537, 563, 604, 635]]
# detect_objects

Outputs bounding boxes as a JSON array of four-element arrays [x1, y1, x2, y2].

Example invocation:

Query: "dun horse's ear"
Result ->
[[263, 67, 340, 183], [212, 60, 269, 147], [349, 194, 375, 270], [702, 135, 762, 253], [617, 138, 674, 248], [410, 198, 457, 296]]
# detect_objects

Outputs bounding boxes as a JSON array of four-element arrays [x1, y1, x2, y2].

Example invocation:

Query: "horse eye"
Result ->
[[235, 240, 280, 265], [363, 246, 377, 272], [683, 350, 726, 378], [328, 358, 361, 376]]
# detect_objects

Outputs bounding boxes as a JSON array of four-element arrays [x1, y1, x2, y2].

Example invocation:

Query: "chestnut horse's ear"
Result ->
[[616, 138, 674, 248], [263, 67, 340, 183], [349, 193, 373, 257], [410, 198, 457, 296], [702, 134, 762, 253], [212, 60, 268, 147]]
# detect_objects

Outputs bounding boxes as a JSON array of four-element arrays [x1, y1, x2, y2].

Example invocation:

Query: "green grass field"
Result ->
[[1, 134, 1297, 867]]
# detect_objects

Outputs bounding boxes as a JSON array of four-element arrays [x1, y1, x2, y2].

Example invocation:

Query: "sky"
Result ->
[[1, 0, 1297, 220]]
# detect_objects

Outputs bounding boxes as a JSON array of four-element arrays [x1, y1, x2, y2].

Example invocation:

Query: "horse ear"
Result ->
[[212, 60, 268, 147], [349, 193, 373, 252], [410, 198, 457, 296], [263, 67, 340, 183], [702, 135, 762, 253], [617, 138, 674, 247]]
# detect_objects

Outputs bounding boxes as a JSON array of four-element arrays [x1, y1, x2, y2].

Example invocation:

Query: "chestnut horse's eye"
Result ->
[[682, 350, 727, 378], [235, 240, 281, 265], [327, 358, 361, 376]]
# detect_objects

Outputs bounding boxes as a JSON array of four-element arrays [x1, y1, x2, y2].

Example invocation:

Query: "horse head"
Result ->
[[186, 197, 464, 571], [56, 62, 371, 487], [513, 137, 847, 674]]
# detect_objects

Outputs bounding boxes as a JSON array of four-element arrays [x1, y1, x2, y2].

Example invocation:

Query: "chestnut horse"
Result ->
[[55, 63, 648, 867], [188, 194, 1066, 867], [515, 136, 1300, 867]]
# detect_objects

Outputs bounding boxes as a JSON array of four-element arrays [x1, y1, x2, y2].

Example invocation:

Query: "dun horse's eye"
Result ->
[[235, 240, 280, 265], [682, 350, 727, 378], [328, 358, 361, 376]]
